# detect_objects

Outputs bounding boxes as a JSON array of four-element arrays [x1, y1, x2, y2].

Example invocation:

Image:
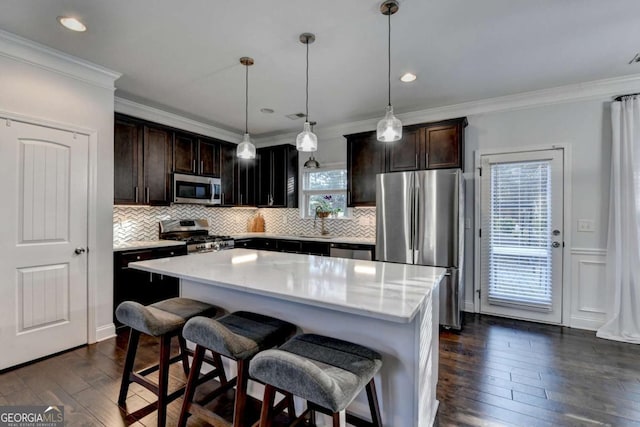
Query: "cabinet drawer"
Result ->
[[119, 250, 154, 268]]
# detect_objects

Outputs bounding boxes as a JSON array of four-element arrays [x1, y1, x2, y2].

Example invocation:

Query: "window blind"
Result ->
[[488, 161, 553, 310]]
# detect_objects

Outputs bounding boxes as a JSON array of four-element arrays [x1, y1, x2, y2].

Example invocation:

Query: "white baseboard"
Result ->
[[569, 316, 604, 331], [463, 300, 475, 313], [95, 323, 116, 342]]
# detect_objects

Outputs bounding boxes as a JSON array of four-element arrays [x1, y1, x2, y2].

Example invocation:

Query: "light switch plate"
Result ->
[[577, 219, 595, 232]]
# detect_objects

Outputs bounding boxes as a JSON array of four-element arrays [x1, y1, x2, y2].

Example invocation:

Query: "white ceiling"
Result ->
[[1, 0, 640, 137]]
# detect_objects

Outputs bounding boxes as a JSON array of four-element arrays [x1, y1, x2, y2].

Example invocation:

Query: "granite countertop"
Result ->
[[113, 240, 186, 252], [231, 232, 375, 245], [129, 248, 444, 323]]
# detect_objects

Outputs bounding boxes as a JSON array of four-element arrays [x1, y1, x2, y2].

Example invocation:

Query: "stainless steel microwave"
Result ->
[[173, 173, 221, 205]]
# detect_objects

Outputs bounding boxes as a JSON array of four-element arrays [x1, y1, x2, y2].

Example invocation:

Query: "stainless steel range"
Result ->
[[159, 219, 234, 253]]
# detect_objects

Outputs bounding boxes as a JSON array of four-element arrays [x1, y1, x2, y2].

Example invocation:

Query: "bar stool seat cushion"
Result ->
[[249, 334, 383, 413], [182, 311, 296, 360], [116, 298, 216, 337]]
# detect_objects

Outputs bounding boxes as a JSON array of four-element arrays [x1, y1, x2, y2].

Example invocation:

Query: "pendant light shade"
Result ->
[[377, 0, 402, 142], [296, 121, 318, 152], [237, 133, 256, 159], [377, 105, 402, 142], [303, 121, 320, 168], [237, 57, 256, 159], [296, 33, 318, 152]]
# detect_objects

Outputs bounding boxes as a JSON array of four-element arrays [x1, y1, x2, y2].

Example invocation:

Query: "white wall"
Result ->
[[0, 33, 119, 341]]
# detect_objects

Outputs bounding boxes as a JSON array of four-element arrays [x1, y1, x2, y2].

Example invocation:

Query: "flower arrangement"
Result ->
[[314, 195, 341, 217]]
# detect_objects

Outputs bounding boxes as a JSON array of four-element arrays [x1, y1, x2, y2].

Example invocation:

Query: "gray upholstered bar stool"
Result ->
[[250, 333, 383, 427], [115, 297, 222, 427], [178, 311, 297, 427]]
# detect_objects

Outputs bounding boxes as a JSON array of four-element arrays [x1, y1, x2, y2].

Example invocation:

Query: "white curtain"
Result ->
[[597, 96, 640, 344]]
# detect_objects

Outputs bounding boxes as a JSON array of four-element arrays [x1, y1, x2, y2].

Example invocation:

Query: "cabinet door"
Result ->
[[257, 148, 272, 206], [143, 126, 173, 205], [174, 133, 197, 174], [424, 123, 462, 169], [347, 132, 385, 206], [114, 119, 143, 204], [220, 143, 236, 205], [236, 158, 256, 206], [270, 145, 289, 207], [199, 138, 220, 177], [386, 127, 422, 172]]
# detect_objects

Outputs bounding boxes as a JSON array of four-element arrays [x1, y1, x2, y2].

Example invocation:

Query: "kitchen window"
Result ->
[[301, 166, 349, 218]]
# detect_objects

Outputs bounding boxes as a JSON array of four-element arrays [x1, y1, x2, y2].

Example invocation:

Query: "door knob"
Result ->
[[552, 229, 561, 236], [74, 247, 86, 254], [551, 242, 560, 248]]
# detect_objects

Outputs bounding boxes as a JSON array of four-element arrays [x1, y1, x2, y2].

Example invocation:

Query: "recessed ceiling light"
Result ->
[[57, 16, 87, 32], [400, 73, 417, 83], [260, 108, 275, 114]]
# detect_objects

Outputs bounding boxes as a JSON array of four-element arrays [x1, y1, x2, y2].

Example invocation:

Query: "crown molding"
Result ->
[[115, 97, 242, 142], [257, 73, 640, 145], [0, 29, 121, 90]]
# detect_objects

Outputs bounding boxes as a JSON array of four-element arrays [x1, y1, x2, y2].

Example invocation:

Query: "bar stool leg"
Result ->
[[233, 359, 250, 427], [308, 407, 317, 426], [286, 392, 296, 420], [258, 384, 276, 427], [212, 351, 228, 385], [365, 379, 383, 427], [118, 329, 140, 405], [178, 345, 205, 427], [178, 336, 190, 376], [332, 410, 346, 427], [156, 334, 172, 427]]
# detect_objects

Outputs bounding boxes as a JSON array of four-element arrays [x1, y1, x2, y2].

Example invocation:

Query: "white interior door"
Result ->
[[479, 149, 564, 324], [0, 118, 89, 369]]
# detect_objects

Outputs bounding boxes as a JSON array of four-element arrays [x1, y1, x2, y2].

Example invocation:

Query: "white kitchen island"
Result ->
[[129, 248, 443, 426]]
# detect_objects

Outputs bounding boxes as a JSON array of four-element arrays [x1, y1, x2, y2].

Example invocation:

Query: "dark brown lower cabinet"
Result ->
[[113, 245, 187, 328]]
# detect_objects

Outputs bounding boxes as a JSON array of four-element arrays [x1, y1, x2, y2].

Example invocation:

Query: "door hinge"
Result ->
[[478, 167, 482, 176], [478, 228, 482, 238], [476, 289, 481, 298]]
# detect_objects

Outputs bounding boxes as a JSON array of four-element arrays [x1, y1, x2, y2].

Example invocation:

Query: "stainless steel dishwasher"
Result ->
[[329, 243, 374, 260]]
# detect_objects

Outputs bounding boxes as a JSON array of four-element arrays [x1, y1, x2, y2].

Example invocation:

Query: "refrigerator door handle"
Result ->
[[413, 174, 420, 262]]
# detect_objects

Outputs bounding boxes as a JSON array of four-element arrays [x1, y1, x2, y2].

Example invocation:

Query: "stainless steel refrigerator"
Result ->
[[376, 169, 464, 329]]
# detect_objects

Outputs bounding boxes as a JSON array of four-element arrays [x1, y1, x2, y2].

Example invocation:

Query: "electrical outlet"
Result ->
[[577, 219, 595, 232]]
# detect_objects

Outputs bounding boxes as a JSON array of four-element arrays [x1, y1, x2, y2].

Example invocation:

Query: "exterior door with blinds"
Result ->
[[479, 149, 564, 323]]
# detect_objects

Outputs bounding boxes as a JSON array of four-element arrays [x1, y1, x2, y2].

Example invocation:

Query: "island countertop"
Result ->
[[129, 248, 444, 323]]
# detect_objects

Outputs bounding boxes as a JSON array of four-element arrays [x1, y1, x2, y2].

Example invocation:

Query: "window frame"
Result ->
[[299, 163, 351, 219]]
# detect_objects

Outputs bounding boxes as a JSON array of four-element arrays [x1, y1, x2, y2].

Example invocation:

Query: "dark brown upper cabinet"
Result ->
[[345, 117, 466, 207], [114, 115, 172, 206], [219, 142, 236, 206], [198, 138, 220, 177], [235, 157, 256, 206], [423, 120, 465, 169], [173, 133, 221, 177], [346, 132, 386, 207], [257, 144, 298, 208]]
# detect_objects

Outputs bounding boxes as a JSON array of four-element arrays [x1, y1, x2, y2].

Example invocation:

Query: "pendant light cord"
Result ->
[[306, 37, 310, 121], [387, 4, 391, 107], [245, 63, 249, 134]]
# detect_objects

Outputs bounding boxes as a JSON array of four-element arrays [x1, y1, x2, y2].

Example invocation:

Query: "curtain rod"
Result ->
[[614, 92, 640, 101]]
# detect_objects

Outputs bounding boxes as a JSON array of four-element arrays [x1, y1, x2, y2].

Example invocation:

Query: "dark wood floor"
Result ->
[[436, 314, 640, 427], [1, 313, 639, 426]]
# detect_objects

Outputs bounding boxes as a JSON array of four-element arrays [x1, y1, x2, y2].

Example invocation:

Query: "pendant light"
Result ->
[[376, 0, 402, 142], [296, 33, 318, 152], [303, 121, 320, 168], [236, 56, 256, 159]]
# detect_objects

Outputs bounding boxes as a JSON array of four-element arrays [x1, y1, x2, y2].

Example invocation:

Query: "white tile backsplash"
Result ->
[[113, 205, 376, 243]]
